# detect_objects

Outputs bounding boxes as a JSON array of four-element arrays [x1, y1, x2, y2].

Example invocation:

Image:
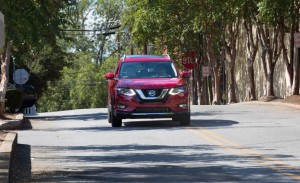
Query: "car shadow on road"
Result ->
[[123, 119, 178, 128], [123, 118, 239, 129], [23, 111, 238, 131], [35, 112, 108, 121]]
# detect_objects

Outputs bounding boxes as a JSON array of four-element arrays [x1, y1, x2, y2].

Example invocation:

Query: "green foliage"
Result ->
[[123, 0, 203, 63], [5, 89, 24, 113], [32, 0, 123, 112], [257, 0, 289, 25], [0, 0, 73, 97], [37, 53, 119, 112]]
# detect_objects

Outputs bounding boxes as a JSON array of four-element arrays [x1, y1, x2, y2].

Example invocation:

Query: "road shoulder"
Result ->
[[0, 131, 18, 183], [0, 113, 23, 183]]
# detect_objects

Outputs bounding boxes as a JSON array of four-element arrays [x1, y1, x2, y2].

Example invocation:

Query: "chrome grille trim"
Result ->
[[135, 89, 169, 100]]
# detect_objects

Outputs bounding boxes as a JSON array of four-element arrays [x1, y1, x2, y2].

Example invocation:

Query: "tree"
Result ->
[[123, 0, 203, 104], [242, 1, 259, 100], [0, 43, 12, 115], [280, 0, 300, 95], [0, 0, 72, 98], [257, 0, 287, 97], [94, 0, 124, 65], [37, 54, 119, 112], [191, 0, 227, 104], [223, 0, 245, 104]]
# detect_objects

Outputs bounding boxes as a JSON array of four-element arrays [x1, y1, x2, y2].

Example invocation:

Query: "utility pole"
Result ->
[[117, 31, 121, 60]]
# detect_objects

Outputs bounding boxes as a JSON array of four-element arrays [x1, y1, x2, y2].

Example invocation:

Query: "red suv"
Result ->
[[105, 55, 191, 127]]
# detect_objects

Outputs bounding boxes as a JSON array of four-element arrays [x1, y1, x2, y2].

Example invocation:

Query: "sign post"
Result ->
[[202, 66, 210, 77], [294, 32, 300, 48]]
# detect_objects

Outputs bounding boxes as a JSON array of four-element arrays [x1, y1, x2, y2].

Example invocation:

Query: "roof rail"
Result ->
[[121, 54, 126, 62]]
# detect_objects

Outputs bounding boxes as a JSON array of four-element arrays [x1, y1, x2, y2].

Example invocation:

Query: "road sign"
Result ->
[[202, 66, 210, 77], [13, 69, 29, 85], [182, 50, 198, 70], [294, 32, 300, 48]]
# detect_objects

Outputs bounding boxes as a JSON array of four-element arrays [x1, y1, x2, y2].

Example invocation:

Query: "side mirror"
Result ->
[[105, 72, 115, 80], [181, 71, 191, 78]]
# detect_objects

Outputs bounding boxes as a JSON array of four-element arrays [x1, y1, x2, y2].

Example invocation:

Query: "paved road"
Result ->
[[11, 103, 300, 182]]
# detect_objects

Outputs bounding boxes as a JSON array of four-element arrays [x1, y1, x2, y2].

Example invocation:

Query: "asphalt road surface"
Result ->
[[11, 103, 300, 182]]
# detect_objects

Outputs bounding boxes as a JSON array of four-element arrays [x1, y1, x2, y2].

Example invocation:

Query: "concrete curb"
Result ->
[[0, 114, 23, 183], [0, 114, 24, 130], [0, 132, 18, 183]]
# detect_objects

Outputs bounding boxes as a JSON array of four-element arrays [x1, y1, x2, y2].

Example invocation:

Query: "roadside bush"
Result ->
[[5, 89, 24, 113]]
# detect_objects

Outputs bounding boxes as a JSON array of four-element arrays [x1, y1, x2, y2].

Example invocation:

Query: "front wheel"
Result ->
[[110, 111, 122, 127], [178, 113, 190, 126]]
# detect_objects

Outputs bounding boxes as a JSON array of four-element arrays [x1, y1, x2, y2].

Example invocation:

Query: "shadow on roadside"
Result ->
[[10, 144, 31, 183], [191, 119, 239, 128]]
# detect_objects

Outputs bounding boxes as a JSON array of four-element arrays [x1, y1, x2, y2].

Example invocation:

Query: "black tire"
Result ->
[[108, 107, 111, 123], [111, 111, 122, 127], [179, 113, 190, 126]]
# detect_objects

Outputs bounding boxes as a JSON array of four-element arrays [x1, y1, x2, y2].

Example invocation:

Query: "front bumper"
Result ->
[[114, 90, 189, 119], [115, 110, 188, 119]]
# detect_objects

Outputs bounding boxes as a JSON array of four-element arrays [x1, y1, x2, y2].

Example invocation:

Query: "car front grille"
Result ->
[[135, 89, 169, 104]]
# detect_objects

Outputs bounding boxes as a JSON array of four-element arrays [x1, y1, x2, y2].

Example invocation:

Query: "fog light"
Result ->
[[178, 103, 187, 108], [117, 104, 127, 109]]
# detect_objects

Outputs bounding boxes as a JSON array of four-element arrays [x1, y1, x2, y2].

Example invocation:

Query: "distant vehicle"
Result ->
[[8, 83, 36, 109], [105, 55, 191, 127]]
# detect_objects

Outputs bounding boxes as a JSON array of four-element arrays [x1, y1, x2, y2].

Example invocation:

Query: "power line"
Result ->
[[61, 24, 121, 32]]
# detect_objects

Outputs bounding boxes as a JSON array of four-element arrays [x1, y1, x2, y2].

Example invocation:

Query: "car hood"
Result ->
[[116, 78, 186, 89]]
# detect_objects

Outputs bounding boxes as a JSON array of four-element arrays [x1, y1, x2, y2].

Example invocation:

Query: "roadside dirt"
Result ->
[[260, 95, 300, 105], [282, 95, 300, 105]]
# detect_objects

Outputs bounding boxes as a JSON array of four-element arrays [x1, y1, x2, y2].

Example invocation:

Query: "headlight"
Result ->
[[116, 88, 136, 96], [169, 86, 187, 95]]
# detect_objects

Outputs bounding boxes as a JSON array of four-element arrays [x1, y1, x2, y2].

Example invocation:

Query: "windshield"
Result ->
[[120, 62, 178, 78]]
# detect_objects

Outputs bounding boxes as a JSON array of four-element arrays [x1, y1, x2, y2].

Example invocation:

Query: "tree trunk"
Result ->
[[212, 67, 222, 104], [143, 42, 148, 55], [266, 62, 275, 96], [281, 20, 295, 95], [225, 21, 239, 104], [208, 76, 213, 104], [199, 76, 207, 105], [198, 65, 206, 105], [194, 68, 200, 105], [0, 43, 12, 115], [257, 22, 282, 97], [192, 70, 198, 105], [247, 59, 256, 100], [292, 48, 300, 95], [290, 2, 300, 95], [243, 20, 258, 100], [228, 62, 237, 103]]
